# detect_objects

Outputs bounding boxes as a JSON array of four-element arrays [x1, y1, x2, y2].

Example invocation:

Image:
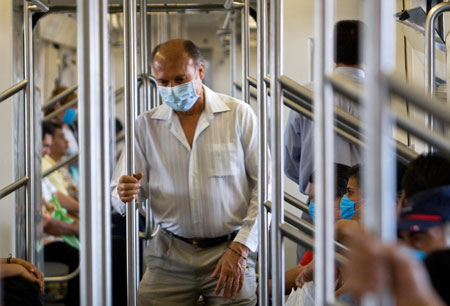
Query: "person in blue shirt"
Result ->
[[284, 20, 364, 195]]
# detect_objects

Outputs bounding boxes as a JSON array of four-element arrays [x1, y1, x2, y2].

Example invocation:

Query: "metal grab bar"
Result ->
[[0, 176, 29, 199], [41, 85, 78, 111], [42, 154, 78, 178], [284, 192, 309, 214], [28, 0, 50, 12], [279, 223, 348, 265], [138, 202, 160, 239], [43, 98, 77, 122], [44, 265, 80, 283], [0, 80, 28, 103], [425, 2, 450, 98]]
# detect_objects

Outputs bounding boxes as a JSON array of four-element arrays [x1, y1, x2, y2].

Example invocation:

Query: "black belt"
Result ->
[[166, 229, 239, 248]]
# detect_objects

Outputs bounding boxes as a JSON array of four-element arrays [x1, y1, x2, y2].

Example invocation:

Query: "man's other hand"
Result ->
[[211, 241, 249, 301], [117, 172, 143, 202]]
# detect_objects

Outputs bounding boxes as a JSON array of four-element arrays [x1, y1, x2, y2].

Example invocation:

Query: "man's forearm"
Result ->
[[44, 218, 79, 237]]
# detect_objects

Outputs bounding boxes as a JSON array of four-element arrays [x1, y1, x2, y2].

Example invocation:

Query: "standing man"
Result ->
[[284, 20, 364, 263], [284, 20, 364, 195], [111, 39, 259, 305]]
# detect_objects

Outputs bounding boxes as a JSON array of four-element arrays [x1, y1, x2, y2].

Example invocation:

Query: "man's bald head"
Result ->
[[151, 39, 204, 68]]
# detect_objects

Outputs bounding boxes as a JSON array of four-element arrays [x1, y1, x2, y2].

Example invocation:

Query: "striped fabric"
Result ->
[[111, 85, 260, 252]]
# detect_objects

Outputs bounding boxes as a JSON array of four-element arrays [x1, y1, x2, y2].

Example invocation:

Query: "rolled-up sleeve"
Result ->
[[110, 118, 151, 215]]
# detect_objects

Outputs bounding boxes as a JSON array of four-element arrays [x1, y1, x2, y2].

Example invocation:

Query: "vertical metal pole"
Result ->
[[99, 0, 112, 303], [313, 0, 335, 304], [24, 0, 36, 265], [362, 0, 396, 305], [77, 0, 112, 304], [231, 11, 237, 98], [270, 0, 284, 303], [140, 0, 150, 113], [124, 0, 138, 305], [257, 0, 269, 304], [241, 3, 249, 103]]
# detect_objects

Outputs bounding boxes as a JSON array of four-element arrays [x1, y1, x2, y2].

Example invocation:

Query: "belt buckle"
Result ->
[[191, 239, 200, 246]]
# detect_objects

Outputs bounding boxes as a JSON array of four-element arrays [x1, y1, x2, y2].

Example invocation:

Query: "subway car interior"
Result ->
[[1, 0, 450, 305]]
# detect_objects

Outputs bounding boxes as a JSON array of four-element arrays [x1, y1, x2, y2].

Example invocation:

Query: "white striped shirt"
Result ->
[[111, 85, 259, 252]]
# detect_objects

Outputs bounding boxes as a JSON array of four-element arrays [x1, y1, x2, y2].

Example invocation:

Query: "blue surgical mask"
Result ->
[[62, 108, 77, 125], [308, 201, 315, 220], [158, 80, 199, 112], [402, 246, 427, 261], [340, 195, 356, 220]]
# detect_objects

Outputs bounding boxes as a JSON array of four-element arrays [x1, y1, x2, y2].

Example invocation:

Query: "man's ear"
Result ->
[[197, 63, 205, 81]]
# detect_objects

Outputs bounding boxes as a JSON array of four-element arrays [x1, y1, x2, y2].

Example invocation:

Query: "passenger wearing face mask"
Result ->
[[266, 163, 351, 296], [111, 39, 261, 305]]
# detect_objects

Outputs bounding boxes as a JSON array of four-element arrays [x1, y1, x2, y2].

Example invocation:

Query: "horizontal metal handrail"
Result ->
[[387, 74, 450, 125], [44, 265, 80, 283], [28, 0, 50, 12], [0, 80, 28, 103], [235, 80, 418, 163], [43, 154, 78, 178], [43, 98, 77, 123], [42, 85, 78, 111], [265, 200, 348, 253], [279, 223, 348, 265], [284, 192, 308, 213], [247, 76, 257, 88], [395, 113, 450, 156], [0, 176, 29, 199]]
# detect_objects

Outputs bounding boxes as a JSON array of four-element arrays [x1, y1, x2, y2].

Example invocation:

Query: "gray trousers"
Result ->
[[137, 229, 257, 306]]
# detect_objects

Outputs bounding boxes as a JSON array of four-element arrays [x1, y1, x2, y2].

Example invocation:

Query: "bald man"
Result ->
[[111, 39, 259, 305]]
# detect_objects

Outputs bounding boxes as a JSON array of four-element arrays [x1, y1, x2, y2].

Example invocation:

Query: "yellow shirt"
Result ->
[[42, 155, 79, 200]]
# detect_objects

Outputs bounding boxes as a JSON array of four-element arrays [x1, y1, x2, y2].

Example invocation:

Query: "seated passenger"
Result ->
[[267, 163, 351, 295], [42, 122, 80, 306], [398, 153, 450, 254], [0, 256, 44, 306], [42, 121, 79, 201], [398, 185, 450, 255], [46, 87, 79, 183], [42, 122, 79, 217]]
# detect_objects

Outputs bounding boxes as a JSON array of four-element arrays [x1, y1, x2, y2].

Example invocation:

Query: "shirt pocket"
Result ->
[[209, 142, 239, 177]]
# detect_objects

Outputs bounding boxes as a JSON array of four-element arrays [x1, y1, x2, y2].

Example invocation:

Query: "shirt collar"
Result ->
[[150, 85, 230, 122], [335, 66, 365, 81]]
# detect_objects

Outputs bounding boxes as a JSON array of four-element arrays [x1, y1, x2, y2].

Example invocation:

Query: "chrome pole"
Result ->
[[314, 0, 335, 303], [124, 0, 138, 304], [257, 0, 269, 304], [241, 2, 249, 103], [362, 0, 396, 304], [269, 0, 284, 303], [24, 0, 37, 265], [140, 0, 150, 113], [77, 0, 112, 304], [231, 11, 237, 97], [424, 3, 450, 149]]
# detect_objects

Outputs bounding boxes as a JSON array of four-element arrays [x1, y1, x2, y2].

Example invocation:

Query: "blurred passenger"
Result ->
[[42, 122, 79, 217], [0, 256, 44, 306], [42, 121, 79, 201], [398, 153, 450, 253], [341, 229, 445, 306], [41, 121, 80, 306], [46, 86, 79, 183], [398, 185, 450, 255]]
